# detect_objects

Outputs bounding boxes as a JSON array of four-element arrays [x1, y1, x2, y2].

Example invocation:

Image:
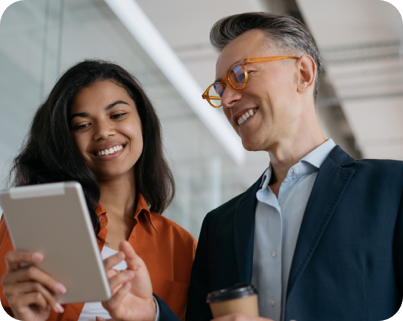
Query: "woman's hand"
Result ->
[[101, 241, 156, 321], [2, 251, 67, 321]]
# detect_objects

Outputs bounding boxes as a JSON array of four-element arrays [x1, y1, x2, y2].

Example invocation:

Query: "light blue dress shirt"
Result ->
[[251, 139, 336, 321]]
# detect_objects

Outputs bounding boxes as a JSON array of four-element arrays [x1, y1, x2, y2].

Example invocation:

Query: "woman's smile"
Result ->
[[92, 143, 126, 158]]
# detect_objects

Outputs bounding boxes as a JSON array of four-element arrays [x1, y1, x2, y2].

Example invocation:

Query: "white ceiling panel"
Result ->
[[298, 0, 403, 160], [297, 0, 402, 47]]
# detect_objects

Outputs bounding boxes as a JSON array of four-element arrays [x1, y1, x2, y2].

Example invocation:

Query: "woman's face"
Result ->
[[69, 80, 143, 182]]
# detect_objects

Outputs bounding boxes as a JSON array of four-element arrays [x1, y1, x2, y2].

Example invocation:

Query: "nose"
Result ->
[[221, 85, 242, 109], [93, 118, 115, 141]]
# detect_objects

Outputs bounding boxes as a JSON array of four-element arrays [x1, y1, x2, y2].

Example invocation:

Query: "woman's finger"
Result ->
[[108, 270, 134, 295], [5, 251, 44, 272], [103, 251, 125, 274], [4, 281, 64, 313], [9, 291, 49, 313], [2, 265, 66, 295], [105, 268, 119, 279], [118, 241, 144, 271], [103, 282, 131, 312]]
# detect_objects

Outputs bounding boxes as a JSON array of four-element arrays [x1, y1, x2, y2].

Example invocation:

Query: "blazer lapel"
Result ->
[[287, 146, 355, 296], [234, 176, 262, 283]]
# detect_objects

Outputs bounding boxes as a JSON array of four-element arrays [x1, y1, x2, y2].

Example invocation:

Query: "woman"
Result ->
[[0, 60, 196, 321]]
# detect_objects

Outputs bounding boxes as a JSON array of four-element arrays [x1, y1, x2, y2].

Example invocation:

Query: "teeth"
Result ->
[[237, 109, 256, 126], [96, 145, 124, 156]]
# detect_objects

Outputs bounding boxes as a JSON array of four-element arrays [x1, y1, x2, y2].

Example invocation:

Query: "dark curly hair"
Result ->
[[10, 60, 175, 236]]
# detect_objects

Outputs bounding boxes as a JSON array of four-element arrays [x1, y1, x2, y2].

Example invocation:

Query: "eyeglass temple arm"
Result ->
[[243, 55, 299, 64]]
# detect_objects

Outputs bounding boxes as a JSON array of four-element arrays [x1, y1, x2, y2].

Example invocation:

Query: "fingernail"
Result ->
[[115, 252, 123, 260], [97, 317, 106, 321], [55, 303, 64, 313], [55, 284, 67, 294], [125, 270, 134, 278], [32, 253, 43, 262]]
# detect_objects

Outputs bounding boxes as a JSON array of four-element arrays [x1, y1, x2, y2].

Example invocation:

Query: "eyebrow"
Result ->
[[69, 100, 129, 121]]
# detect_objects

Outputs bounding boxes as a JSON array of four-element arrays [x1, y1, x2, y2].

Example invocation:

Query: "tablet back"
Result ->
[[0, 182, 111, 304]]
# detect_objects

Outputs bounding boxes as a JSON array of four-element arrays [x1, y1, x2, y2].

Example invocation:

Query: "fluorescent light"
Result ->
[[103, 0, 245, 166]]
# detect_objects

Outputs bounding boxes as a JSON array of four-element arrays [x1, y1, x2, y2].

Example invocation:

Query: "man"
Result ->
[[184, 12, 403, 321], [96, 12, 402, 321]]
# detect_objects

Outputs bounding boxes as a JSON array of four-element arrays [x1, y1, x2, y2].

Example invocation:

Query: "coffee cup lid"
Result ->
[[206, 283, 258, 303]]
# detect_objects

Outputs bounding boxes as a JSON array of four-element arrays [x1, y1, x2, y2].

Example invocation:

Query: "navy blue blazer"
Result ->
[[162, 146, 403, 321]]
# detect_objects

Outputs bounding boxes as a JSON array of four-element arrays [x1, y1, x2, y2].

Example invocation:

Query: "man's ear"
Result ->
[[296, 54, 316, 94]]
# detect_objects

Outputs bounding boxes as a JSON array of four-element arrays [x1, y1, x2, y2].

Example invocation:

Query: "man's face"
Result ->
[[216, 29, 302, 152]]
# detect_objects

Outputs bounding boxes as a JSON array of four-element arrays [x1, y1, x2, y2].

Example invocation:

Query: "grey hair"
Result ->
[[210, 12, 322, 101]]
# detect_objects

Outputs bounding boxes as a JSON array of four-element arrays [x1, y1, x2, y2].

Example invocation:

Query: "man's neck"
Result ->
[[268, 133, 326, 197]]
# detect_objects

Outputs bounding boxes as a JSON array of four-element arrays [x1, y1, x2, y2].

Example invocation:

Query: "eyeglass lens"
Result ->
[[208, 85, 223, 107], [228, 65, 246, 89], [208, 64, 247, 107]]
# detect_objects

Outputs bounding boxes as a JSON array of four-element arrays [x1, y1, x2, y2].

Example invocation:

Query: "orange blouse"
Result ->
[[0, 193, 197, 321]]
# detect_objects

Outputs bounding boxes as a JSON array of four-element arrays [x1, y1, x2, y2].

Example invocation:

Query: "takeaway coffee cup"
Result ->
[[206, 283, 259, 318]]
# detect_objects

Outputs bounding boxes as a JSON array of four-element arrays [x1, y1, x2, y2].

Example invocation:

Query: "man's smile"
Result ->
[[234, 108, 258, 126]]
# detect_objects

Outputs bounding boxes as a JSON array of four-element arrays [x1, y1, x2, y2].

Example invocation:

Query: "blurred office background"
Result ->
[[0, 0, 402, 238]]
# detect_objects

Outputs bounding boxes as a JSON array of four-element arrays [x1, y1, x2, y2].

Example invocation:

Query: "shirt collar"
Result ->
[[259, 139, 336, 188], [96, 193, 159, 234], [134, 193, 159, 234], [300, 139, 336, 169], [96, 202, 107, 217]]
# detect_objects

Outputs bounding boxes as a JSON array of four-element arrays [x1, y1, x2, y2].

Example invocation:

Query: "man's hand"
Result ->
[[101, 241, 156, 321], [212, 314, 274, 321]]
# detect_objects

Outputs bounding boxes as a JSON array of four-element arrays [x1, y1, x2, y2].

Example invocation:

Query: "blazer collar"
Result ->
[[287, 145, 355, 296]]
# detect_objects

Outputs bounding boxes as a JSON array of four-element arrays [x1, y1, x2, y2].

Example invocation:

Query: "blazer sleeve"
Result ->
[[394, 191, 403, 299], [154, 295, 180, 321], [185, 217, 213, 321]]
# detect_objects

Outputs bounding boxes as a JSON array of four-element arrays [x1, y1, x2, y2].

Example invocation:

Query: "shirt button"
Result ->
[[293, 168, 300, 175], [272, 251, 277, 257], [270, 299, 275, 306]]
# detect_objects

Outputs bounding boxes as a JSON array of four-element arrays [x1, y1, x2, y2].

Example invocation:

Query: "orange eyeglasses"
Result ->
[[202, 55, 299, 108]]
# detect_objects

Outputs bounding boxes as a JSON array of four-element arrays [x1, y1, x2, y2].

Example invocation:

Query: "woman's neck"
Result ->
[[99, 172, 136, 219]]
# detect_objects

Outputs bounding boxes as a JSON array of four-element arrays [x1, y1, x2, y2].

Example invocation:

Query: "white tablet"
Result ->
[[0, 182, 111, 304]]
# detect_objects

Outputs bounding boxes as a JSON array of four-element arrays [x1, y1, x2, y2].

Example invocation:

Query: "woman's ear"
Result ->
[[296, 54, 316, 94]]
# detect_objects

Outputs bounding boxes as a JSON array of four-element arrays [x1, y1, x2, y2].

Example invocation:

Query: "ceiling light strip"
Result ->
[[103, 0, 245, 166]]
